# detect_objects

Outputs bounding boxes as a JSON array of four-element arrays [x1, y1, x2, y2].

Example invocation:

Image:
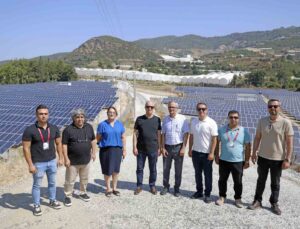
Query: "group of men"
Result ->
[[22, 98, 294, 217], [133, 99, 293, 216]]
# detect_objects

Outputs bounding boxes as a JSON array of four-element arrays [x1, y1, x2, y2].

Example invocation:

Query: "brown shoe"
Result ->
[[271, 203, 282, 215], [134, 187, 142, 195], [247, 200, 262, 210], [150, 187, 157, 195]]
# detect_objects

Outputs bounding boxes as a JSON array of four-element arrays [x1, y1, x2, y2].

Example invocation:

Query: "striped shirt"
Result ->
[[162, 114, 189, 145]]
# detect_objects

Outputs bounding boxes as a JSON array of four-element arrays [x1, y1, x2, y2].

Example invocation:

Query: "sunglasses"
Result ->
[[268, 105, 280, 109], [146, 106, 154, 109], [229, 116, 239, 119], [197, 108, 207, 112]]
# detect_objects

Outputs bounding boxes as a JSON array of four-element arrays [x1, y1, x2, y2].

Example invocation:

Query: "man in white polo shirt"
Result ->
[[189, 102, 218, 203]]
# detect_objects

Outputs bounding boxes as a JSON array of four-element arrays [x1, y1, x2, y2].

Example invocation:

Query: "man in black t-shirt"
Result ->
[[62, 108, 96, 207], [133, 101, 162, 195], [22, 104, 63, 216]]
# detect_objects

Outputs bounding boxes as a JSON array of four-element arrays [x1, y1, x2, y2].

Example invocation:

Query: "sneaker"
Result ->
[[191, 192, 203, 199], [64, 197, 72, 207], [160, 187, 169, 195], [49, 200, 62, 209], [215, 197, 225, 206], [33, 205, 42, 216], [235, 199, 243, 208], [134, 187, 142, 195], [150, 187, 157, 195], [204, 196, 212, 204], [271, 203, 282, 215], [79, 193, 91, 202], [174, 189, 180, 197], [247, 200, 262, 210]]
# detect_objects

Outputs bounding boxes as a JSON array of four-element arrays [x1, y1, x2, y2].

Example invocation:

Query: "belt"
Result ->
[[165, 143, 183, 147]]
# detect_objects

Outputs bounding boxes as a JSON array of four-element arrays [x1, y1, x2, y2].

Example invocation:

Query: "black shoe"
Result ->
[[247, 200, 262, 210], [191, 192, 203, 199], [64, 197, 72, 207], [49, 200, 62, 209], [150, 187, 157, 195], [33, 205, 42, 216], [79, 193, 91, 202], [174, 190, 180, 197], [160, 187, 169, 195], [204, 196, 212, 203], [271, 203, 282, 215]]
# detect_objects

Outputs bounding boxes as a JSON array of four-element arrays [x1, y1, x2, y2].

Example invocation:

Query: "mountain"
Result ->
[[134, 26, 300, 52], [63, 36, 161, 66]]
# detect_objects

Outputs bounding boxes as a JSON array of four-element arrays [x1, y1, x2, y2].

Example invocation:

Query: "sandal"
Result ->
[[105, 191, 113, 197], [112, 190, 120, 196]]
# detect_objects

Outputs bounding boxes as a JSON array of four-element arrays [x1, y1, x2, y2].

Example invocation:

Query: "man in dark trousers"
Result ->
[[133, 101, 162, 195], [248, 99, 294, 215], [22, 104, 64, 216]]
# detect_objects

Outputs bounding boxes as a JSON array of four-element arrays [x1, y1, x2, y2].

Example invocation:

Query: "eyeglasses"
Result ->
[[38, 113, 48, 115], [229, 116, 239, 119], [146, 106, 154, 109], [268, 105, 280, 109], [168, 106, 177, 109], [107, 112, 116, 114], [197, 108, 207, 112]]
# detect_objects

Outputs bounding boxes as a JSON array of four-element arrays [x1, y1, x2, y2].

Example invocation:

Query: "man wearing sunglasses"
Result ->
[[133, 101, 162, 195], [160, 101, 189, 197], [189, 102, 218, 203], [215, 110, 251, 208], [248, 99, 294, 215]]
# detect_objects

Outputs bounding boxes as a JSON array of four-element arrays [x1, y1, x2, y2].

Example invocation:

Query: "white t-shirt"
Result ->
[[190, 116, 218, 154]]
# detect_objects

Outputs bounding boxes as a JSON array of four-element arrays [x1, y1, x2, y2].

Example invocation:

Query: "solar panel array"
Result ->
[[163, 86, 300, 161], [0, 81, 118, 155]]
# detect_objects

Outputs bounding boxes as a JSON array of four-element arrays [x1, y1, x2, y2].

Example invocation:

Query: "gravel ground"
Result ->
[[1, 85, 300, 229]]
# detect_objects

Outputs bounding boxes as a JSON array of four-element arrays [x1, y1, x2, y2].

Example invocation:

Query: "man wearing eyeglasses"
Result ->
[[62, 108, 97, 206], [160, 101, 189, 197], [133, 101, 162, 195], [215, 110, 251, 208], [248, 99, 294, 215], [189, 102, 218, 203]]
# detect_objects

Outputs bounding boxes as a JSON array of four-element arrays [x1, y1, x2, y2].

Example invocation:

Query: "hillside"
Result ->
[[63, 36, 161, 67], [134, 26, 300, 53]]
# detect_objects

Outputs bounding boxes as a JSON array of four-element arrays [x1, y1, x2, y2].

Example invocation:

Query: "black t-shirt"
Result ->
[[62, 123, 95, 165], [134, 115, 161, 153], [22, 122, 60, 163]]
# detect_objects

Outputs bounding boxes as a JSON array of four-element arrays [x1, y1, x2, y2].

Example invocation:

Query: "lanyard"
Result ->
[[226, 126, 239, 143], [37, 127, 50, 143]]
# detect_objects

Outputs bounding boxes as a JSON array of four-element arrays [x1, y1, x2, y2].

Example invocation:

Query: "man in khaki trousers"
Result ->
[[62, 108, 97, 206]]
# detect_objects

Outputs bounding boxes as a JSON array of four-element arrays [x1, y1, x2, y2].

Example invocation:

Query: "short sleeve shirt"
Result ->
[[97, 120, 125, 148], [257, 116, 294, 160], [134, 115, 161, 152], [218, 125, 251, 162], [22, 122, 60, 163], [162, 114, 189, 145], [62, 123, 95, 165], [190, 116, 218, 154]]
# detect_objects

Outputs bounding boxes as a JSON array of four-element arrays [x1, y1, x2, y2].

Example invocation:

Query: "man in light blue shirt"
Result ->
[[215, 110, 251, 208]]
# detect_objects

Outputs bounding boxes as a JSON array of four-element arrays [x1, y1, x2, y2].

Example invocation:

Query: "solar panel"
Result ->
[[0, 81, 118, 155]]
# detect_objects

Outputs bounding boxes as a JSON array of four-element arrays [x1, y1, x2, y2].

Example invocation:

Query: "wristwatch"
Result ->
[[284, 158, 290, 163]]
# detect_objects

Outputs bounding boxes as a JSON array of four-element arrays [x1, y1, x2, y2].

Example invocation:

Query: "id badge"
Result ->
[[43, 142, 49, 150], [229, 141, 234, 147]]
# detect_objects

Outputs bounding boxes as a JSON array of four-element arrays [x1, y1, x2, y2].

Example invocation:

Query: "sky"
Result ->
[[0, 0, 299, 61]]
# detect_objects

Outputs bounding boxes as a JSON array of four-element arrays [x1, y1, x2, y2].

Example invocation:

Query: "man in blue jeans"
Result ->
[[133, 101, 161, 195], [22, 104, 64, 216], [189, 102, 218, 203]]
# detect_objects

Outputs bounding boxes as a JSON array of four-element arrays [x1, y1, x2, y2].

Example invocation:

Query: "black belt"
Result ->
[[165, 143, 183, 147]]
